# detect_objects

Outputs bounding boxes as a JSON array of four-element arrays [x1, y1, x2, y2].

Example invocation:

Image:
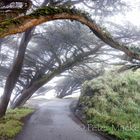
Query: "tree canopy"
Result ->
[[0, 0, 140, 117]]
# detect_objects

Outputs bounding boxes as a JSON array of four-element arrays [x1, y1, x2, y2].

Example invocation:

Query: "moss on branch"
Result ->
[[0, 6, 140, 60], [29, 6, 91, 19], [0, 18, 24, 33], [0, 6, 92, 36]]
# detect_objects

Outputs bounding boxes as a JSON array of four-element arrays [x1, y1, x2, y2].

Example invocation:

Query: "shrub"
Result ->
[[78, 70, 140, 140]]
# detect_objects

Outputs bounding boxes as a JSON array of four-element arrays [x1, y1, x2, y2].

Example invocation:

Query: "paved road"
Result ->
[[15, 98, 108, 140]]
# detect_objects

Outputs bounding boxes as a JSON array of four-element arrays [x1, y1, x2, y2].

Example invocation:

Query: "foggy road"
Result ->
[[15, 98, 108, 140]]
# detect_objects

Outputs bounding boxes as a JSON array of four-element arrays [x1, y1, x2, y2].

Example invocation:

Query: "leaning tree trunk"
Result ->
[[11, 82, 42, 108], [11, 68, 62, 108], [11, 47, 101, 108], [0, 28, 33, 117]]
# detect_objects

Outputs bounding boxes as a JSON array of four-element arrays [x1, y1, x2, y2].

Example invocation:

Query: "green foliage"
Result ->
[[0, 6, 92, 35], [0, 18, 22, 33], [0, 108, 34, 140], [79, 70, 140, 140], [30, 6, 92, 20]]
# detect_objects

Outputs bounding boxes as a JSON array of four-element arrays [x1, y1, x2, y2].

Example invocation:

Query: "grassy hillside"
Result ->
[[0, 108, 34, 140], [78, 71, 140, 140]]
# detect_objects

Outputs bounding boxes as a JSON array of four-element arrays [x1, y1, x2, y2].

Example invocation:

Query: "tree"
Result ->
[[10, 21, 103, 108], [55, 64, 105, 98], [10, 19, 128, 107], [0, 6, 139, 60], [0, 0, 51, 117], [0, 0, 32, 10], [0, 1, 140, 117], [0, 28, 33, 117]]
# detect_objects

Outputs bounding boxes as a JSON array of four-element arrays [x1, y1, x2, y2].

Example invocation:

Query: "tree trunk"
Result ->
[[0, 28, 33, 117], [11, 69, 61, 108], [0, 38, 3, 65], [11, 82, 42, 108], [0, 1, 53, 117], [11, 47, 101, 108]]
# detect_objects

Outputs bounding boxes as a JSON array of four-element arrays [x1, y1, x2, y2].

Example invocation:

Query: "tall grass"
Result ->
[[0, 108, 34, 140], [79, 70, 140, 140]]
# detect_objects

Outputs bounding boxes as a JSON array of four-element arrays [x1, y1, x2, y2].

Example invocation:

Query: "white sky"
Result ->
[[76, 0, 140, 27], [109, 1, 140, 27]]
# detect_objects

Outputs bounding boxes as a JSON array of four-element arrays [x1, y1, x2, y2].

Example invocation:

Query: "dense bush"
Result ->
[[78, 70, 140, 140]]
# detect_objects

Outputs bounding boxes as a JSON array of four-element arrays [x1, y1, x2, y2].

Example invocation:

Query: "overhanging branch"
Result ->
[[0, 6, 140, 60]]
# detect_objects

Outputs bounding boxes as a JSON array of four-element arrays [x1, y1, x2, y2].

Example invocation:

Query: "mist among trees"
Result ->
[[0, 1, 140, 135]]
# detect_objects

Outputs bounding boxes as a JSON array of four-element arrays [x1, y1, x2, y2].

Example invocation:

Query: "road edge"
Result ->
[[70, 99, 118, 140]]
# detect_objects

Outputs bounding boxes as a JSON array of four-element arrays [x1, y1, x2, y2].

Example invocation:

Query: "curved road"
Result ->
[[15, 98, 108, 140]]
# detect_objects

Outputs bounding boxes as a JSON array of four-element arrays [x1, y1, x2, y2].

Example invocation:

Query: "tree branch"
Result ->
[[0, 6, 139, 61]]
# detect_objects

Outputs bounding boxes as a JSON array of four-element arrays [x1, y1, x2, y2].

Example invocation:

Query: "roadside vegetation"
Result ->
[[0, 108, 34, 140], [78, 70, 140, 140]]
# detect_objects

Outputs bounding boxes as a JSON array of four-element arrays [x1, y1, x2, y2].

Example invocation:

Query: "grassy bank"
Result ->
[[0, 108, 34, 140], [78, 71, 140, 140]]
